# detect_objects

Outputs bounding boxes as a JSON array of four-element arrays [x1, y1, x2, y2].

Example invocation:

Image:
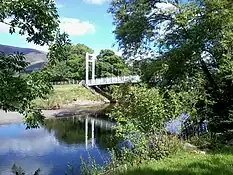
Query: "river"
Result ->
[[0, 108, 115, 175]]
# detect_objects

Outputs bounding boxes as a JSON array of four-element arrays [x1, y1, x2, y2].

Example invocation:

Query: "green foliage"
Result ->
[[96, 49, 130, 78], [45, 46, 131, 81], [109, 0, 233, 134], [0, 0, 59, 127], [46, 43, 94, 81], [109, 85, 195, 164], [67, 44, 94, 80], [0, 52, 53, 127], [47, 31, 71, 65], [112, 85, 198, 134], [80, 154, 102, 175], [0, 0, 59, 45], [148, 135, 183, 160], [45, 61, 72, 81]]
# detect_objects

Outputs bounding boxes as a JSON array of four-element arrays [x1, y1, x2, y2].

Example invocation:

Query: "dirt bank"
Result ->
[[0, 102, 110, 125]]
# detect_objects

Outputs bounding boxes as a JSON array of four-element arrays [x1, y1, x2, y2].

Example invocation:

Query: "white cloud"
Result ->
[[56, 3, 64, 9], [155, 2, 176, 11], [59, 18, 95, 36], [0, 22, 9, 33], [94, 47, 123, 57], [0, 17, 95, 38], [0, 129, 59, 156], [27, 43, 49, 52], [83, 0, 109, 5], [115, 50, 122, 56]]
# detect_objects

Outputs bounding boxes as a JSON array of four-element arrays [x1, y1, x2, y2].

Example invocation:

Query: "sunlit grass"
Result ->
[[109, 151, 233, 175], [32, 85, 104, 109]]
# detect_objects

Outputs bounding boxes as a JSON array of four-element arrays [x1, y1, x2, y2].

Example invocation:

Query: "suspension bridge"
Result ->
[[86, 75, 141, 86], [85, 53, 141, 86]]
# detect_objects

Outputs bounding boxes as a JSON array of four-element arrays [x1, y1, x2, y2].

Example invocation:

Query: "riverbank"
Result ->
[[32, 84, 107, 109], [0, 84, 110, 125], [0, 103, 110, 125]]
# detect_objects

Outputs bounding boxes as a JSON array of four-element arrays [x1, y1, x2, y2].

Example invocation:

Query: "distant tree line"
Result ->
[[42, 33, 132, 82]]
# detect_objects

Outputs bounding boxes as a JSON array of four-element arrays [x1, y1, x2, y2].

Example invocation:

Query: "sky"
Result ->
[[0, 0, 118, 55]]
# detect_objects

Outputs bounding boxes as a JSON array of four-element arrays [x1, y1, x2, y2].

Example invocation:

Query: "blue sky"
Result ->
[[0, 0, 118, 54]]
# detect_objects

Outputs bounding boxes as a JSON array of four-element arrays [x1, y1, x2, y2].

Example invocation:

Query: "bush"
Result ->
[[148, 134, 183, 160], [110, 85, 197, 162]]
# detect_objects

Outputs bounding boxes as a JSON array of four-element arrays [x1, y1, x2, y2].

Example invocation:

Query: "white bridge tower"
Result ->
[[85, 53, 97, 85]]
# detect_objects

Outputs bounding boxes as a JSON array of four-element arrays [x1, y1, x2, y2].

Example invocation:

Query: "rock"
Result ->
[[198, 150, 206, 155], [184, 143, 198, 151], [227, 139, 233, 145], [184, 143, 206, 155]]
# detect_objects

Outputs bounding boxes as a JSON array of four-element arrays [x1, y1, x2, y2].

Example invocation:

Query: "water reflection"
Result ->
[[0, 116, 115, 175]]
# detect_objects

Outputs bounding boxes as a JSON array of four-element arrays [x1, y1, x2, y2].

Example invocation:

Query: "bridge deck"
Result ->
[[86, 75, 141, 86]]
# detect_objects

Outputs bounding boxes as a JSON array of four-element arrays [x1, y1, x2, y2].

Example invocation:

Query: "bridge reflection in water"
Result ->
[[0, 115, 115, 175], [84, 116, 115, 149]]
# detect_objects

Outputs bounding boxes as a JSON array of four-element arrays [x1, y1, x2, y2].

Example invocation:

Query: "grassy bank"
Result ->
[[107, 151, 233, 175], [32, 85, 105, 109]]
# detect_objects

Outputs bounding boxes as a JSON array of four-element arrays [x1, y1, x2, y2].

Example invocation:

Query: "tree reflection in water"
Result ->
[[43, 116, 116, 149]]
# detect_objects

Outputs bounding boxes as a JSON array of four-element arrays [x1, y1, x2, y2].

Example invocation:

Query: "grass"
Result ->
[[108, 151, 233, 175], [32, 85, 105, 109]]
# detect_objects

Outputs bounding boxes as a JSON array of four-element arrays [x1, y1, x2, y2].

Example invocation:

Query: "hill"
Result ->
[[0, 44, 48, 72]]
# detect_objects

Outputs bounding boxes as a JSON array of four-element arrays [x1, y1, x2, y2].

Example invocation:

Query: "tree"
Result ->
[[1, 0, 59, 45], [67, 44, 94, 80], [45, 43, 94, 81], [109, 0, 233, 133], [44, 31, 72, 81], [0, 0, 59, 127], [96, 49, 130, 78], [47, 31, 72, 65]]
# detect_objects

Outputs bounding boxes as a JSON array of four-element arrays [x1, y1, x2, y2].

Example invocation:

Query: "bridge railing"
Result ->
[[51, 80, 81, 85], [87, 75, 141, 86], [49, 75, 141, 86]]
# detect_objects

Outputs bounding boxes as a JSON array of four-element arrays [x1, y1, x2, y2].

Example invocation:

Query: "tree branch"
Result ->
[[200, 59, 219, 91]]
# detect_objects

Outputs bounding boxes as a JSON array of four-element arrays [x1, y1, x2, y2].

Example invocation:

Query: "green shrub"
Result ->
[[148, 134, 183, 160], [109, 85, 197, 163]]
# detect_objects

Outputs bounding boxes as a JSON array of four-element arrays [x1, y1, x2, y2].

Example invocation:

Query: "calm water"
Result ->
[[0, 116, 115, 175]]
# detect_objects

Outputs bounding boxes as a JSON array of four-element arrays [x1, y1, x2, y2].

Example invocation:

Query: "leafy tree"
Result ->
[[47, 31, 71, 65], [109, 0, 233, 133], [45, 61, 72, 81], [96, 49, 130, 78], [69, 44, 94, 56], [1, 0, 59, 45], [0, 0, 59, 127], [67, 44, 94, 80], [44, 31, 72, 81], [46, 43, 94, 81]]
